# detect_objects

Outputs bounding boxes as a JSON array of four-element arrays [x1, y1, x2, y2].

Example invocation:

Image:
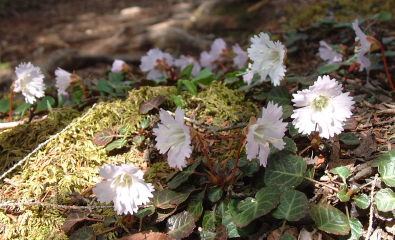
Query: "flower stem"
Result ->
[[231, 135, 246, 177]]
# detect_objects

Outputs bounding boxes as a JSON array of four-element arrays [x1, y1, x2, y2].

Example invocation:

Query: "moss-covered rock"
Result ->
[[0, 84, 256, 239]]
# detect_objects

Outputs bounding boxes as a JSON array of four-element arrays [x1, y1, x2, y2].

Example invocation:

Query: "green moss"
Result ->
[[0, 85, 255, 239]]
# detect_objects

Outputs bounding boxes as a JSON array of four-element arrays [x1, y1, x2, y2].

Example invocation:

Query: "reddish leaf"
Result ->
[[93, 128, 116, 146], [62, 211, 90, 234], [139, 96, 166, 114]]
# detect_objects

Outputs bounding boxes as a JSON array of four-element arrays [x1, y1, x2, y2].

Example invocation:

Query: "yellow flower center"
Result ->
[[312, 95, 330, 112]]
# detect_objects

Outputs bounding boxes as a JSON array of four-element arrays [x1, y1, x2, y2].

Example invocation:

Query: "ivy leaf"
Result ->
[[349, 217, 363, 240], [208, 187, 223, 203], [264, 152, 307, 188], [336, 185, 351, 202], [199, 230, 216, 240], [167, 211, 195, 239], [281, 105, 293, 119], [310, 203, 350, 235], [316, 63, 341, 74], [105, 138, 127, 151], [232, 186, 281, 227], [272, 189, 309, 221], [353, 194, 370, 209], [93, 128, 117, 146], [374, 188, 395, 212], [378, 162, 395, 187], [139, 96, 166, 114], [187, 191, 205, 221], [168, 161, 200, 189], [339, 132, 360, 145], [331, 166, 351, 183], [152, 189, 193, 209], [135, 206, 155, 219]]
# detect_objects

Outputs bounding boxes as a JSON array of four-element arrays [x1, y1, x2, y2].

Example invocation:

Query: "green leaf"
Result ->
[[257, 86, 292, 106], [331, 166, 351, 183], [140, 119, 150, 129], [36, 96, 55, 112], [208, 187, 223, 203], [93, 128, 116, 146], [222, 210, 240, 238], [282, 105, 293, 119], [272, 189, 308, 221], [135, 206, 155, 218], [152, 189, 193, 209], [182, 80, 198, 96], [349, 217, 363, 240], [199, 230, 216, 240], [288, 123, 299, 137], [69, 226, 95, 240], [232, 186, 281, 227], [336, 185, 351, 202], [374, 188, 395, 212], [0, 98, 10, 113], [372, 150, 395, 167], [192, 69, 214, 85], [264, 152, 307, 188], [310, 203, 350, 235], [280, 233, 296, 240], [105, 138, 127, 151], [181, 64, 194, 77], [171, 95, 185, 108], [339, 132, 360, 145], [167, 211, 195, 239], [14, 103, 31, 116], [238, 157, 260, 177], [95, 78, 114, 94], [168, 161, 200, 189], [187, 191, 205, 221], [202, 211, 217, 230], [353, 194, 370, 209], [317, 63, 341, 74], [283, 137, 297, 153]]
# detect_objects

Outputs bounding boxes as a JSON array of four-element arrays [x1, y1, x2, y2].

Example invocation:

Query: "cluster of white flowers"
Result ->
[[291, 75, 354, 139], [200, 38, 227, 70], [140, 48, 174, 80], [246, 102, 287, 167], [13, 62, 46, 104], [318, 41, 343, 64], [111, 59, 127, 73], [352, 19, 371, 71], [93, 163, 154, 215], [55, 68, 76, 96], [243, 32, 286, 86], [153, 108, 192, 170]]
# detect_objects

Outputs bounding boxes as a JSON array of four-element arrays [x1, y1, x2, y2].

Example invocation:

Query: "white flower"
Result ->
[[245, 32, 286, 86], [232, 44, 248, 69], [13, 62, 45, 104], [93, 163, 154, 215], [200, 38, 227, 70], [140, 48, 174, 80], [174, 55, 201, 76], [291, 75, 354, 139], [153, 108, 192, 170], [318, 41, 342, 63], [111, 59, 126, 73], [246, 102, 287, 167], [352, 19, 371, 71], [55, 68, 73, 96]]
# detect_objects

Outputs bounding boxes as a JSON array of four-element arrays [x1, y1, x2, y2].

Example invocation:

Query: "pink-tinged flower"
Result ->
[[55, 68, 73, 96], [291, 75, 354, 139], [14, 62, 45, 104], [352, 19, 371, 71], [140, 48, 174, 80], [153, 108, 192, 170], [318, 41, 342, 63], [245, 32, 286, 86], [246, 102, 287, 167], [200, 38, 227, 70], [174, 55, 201, 76], [232, 44, 248, 69], [93, 164, 154, 215], [111, 59, 127, 73]]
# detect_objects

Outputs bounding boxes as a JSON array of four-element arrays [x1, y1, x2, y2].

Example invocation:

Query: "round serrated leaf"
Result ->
[[331, 166, 351, 182], [339, 132, 360, 145], [310, 204, 350, 235], [152, 189, 193, 209], [378, 162, 395, 187], [232, 186, 281, 227], [372, 150, 395, 167], [264, 152, 307, 188], [374, 188, 395, 212], [208, 187, 223, 203], [202, 211, 217, 230], [187, 191, 205, 221], [168, 161, 200, 189], [272, 189, 308, 221], [349, 217, 363, 240], [167, 211, 195, 239], [353, 194, 370, 209]]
